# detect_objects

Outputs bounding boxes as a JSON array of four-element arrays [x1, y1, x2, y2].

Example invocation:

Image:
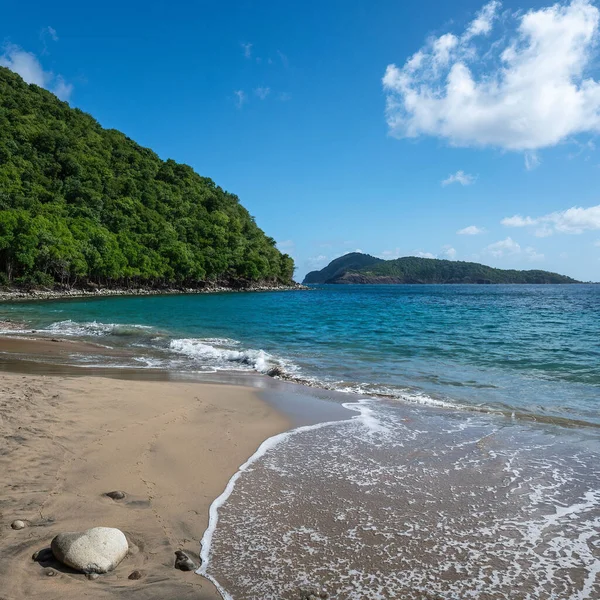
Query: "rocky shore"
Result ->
[[0, 281, 308, 302]]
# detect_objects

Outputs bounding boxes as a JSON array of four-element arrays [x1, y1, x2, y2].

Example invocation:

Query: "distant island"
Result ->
[[0, 67, 294, 291], [303, 253, 580, 285]]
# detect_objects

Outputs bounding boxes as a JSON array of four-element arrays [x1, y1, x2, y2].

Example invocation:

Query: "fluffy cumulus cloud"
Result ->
[[486, 237, 522, 257], [442, 170, 476, 186], [382, 0, 600, 153], [502, 204, 600, 234], [0, 44, 72, 100], [457, 225, 486, 235], [442, 245, 457, 259], [485, 237, 544, 260]]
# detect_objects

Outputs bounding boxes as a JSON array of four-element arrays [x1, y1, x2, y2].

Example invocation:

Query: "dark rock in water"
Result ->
[[128, 570, 143, 580], [11, 519, 27, 530], [266, 366, 285, 378], [105, 490, 126, 500], [174, 550, 198, 571]]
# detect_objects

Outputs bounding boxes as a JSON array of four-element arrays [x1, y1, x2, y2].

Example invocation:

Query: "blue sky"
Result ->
[[2, 0, 600, 281]]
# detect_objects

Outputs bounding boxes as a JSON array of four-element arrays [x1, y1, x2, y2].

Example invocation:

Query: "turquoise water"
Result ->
[[1, 284, 599, 427]]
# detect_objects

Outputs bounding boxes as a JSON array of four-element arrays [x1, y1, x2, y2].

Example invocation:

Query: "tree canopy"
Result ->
[[0, 67, 294, 288]]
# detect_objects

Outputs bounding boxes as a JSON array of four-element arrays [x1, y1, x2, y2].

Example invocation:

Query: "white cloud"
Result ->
[[233, 90, 246, 109], [442, 170, 476, 186], [457, 225, 486, 235], [241, 43, 253, 58], [278, 92, 292, 102], [442, 245, 458, 259], [485, 237, 544, 260], [416, 251, 437, 258], [502, 204, 600, 234], [0, 44, 72, 100], [254, 87, 270, 100], [382, 0, 600, 154], [485, 237, 521, 257], [463, 0, 501, 40], [593, 239, 600, 246]]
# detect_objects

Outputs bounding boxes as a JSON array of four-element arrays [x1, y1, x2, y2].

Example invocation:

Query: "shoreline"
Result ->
[[0, 281, 308, 303], [0, 367, 292, 599]]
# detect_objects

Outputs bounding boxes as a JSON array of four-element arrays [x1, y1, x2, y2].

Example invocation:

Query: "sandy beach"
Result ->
[[0, 358, 290, 599]]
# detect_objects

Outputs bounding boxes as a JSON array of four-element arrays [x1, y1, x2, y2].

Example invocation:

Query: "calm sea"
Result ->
[[1, 284, 599, 598]]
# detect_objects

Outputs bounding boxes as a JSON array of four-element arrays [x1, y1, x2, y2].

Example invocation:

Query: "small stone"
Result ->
[[51, 527, 128, 574], [174, 550, 198, 571], [319, 592, 329, 599], [105, 490, 126, 501], [44, 568, 57, 577], [128, 570, 143, 580], [87, 572, 99, 580], [11, 520, 26, 530]]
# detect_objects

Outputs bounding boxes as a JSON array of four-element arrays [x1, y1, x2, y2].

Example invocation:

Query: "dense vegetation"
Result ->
[[0, 67, 294, 288], [303, 252, 383, 284], [304, 254, 579, 284]]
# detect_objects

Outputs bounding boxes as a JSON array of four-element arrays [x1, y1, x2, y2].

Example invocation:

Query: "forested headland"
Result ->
[[304, 253, 580, 284], [0, 67, 295, 290]]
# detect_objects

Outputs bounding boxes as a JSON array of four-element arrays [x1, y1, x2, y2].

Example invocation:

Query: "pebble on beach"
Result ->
[[51, 527, 128, 574], [104, 490, 126, 501], [174, 550, 198, 571], [128, 570, 143, 580], [11, 519, 27, 530]]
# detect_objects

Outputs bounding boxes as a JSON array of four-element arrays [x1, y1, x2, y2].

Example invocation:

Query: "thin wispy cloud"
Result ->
[[0, 44, 72, 100], [442, 170, 475, 186], [278, 92, 292, 102], [502, 204, 600, 235], [277, 50, 289, 68], [233, 90, 246, 109], [416, 251, 437, 258], [254, 86, 270, 100], [524, 152, 541, 171], [45, 26, 59, 42], [241, 42, 253, 59], [457, 225, 485, 235], [382, 0, 600, 163]]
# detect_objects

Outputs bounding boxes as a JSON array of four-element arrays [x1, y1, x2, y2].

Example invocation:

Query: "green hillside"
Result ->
[[303, 252, 383, 284], [0, 67, 294, 288], [303, 254, 579, 284]]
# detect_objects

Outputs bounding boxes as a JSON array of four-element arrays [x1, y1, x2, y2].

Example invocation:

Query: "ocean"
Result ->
[[0, 284, 599, 598]]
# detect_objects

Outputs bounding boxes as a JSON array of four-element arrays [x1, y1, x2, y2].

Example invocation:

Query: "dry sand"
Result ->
[[0, 368, 291, 599]]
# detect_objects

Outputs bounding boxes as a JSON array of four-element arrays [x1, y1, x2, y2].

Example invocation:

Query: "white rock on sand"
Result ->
[[51, 527, 128, 574]]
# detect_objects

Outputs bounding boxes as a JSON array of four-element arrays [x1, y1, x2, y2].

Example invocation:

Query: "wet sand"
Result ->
[[0, 363, 291, 599]]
